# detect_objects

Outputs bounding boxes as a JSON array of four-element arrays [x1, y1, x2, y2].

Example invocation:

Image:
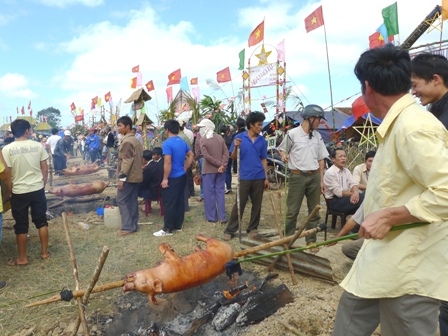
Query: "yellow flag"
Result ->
[[443, 0, 448, 20], [97, 97, 102, 107]]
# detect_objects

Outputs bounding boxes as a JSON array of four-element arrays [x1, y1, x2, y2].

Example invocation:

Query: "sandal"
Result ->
[[118, 231, 135, 237], [8, 259, 29, 266]]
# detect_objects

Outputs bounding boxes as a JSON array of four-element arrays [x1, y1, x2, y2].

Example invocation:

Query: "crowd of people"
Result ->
[[2, 44, 448, 335]]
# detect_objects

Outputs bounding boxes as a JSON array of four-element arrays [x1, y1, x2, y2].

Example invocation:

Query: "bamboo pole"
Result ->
[[270, 194, 298, 285], [72, 246, 110, 336], [62, 212, 89, 336]]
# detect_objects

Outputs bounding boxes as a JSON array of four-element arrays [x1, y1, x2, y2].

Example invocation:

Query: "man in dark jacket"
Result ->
[[105, 126, 115, 166], [53, 130, 73, 175], [138, 147, 164, 213]]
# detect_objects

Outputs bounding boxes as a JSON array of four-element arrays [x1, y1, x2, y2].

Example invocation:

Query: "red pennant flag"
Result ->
[[91, 96, 98, 110], [166, 86, 173, 103], [105, 91, 111, 102], [30, 109, 32, 116], [369, 32, 385, 49], [167, 69, 181, 85], [145, 80, 154, 92], [21, 106, 25, 115], [131, 77, 137, 89], [70, 102, 76, 111], [132, 65, 139, 73], [304, 6, 324, 33], [248, 20, 264, 47], [28, 101, 31, 110], [352, 96, 370, 120], [190, 77, 198, 85], [217, 67, 231, 83]]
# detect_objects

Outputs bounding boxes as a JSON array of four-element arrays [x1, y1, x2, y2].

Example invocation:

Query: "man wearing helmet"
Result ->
[[278, 104, 329, 251]]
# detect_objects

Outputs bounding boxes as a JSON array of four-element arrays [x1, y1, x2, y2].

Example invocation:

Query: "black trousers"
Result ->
[[161, 174, 187, 232], [328, 193, 364, 215], [11, 188, 48, 234]]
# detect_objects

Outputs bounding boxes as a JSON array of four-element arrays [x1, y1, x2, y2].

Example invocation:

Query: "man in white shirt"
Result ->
[[323, 148, 363, 215], [352, 151, 375, 191], [46, 128, 61, 172]]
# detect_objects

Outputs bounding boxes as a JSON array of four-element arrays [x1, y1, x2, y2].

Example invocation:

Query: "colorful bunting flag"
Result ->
[[192, 87, 200, 102], [377, 23, 394, 42], [190, 77, 198, 85], [105, 91, 111, 102], [97, 97, 102, 107], [132, 65, 140, 73], [131, 77, 137, 89], [304, 6, 324, 33], [166, 86, 173, 103], [146, 80, 154, 92], [217, 67, 231, 83], [167, 69, 181, 85], [180, 77, 190, 92], [70, 102, 76, 111], [238, 49, 245, 70], [443, 0, 448, 20], [91, 96, 98, 110], [21, 106, 25, 115], [382, 2, 399, 36], [276, 40, 285, 62], [248, 21, 264, 47]]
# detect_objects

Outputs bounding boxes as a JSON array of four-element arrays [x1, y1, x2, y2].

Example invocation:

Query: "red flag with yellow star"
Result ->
[[304, 6, 324, 33], [190, 77, 198, 85], [167, 69, 181, 85], [145, 80, 154, 92], [248, 20, 264, 47], [217, 67, 231, 83], [369, 32, 385, 49]]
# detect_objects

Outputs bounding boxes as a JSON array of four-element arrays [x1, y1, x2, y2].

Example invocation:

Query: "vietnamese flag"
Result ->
[[132, 65, 139, 73], [190, 77, 198, 85], [70, 102, 76, 111], [217, 67, 231, 83], [248, 20, 264, 47], [167, 69, 181, 85], [145, 80, 154, 92], [304, 6, 324, 33], [105, 91, 111, 102], [369, 32, 385, 49]]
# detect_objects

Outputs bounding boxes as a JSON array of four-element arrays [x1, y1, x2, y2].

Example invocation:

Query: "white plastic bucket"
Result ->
[[104, 207, 122, 229]]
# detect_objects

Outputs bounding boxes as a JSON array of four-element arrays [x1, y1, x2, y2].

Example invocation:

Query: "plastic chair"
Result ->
[[324, 197, 347, 230], [144, 186, 164, 216]]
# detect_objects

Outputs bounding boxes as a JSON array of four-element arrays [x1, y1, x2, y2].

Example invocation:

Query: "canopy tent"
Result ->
[[34, 122, 52, 131], [16, 116, 37, 126], [0, 123, 10, 131]]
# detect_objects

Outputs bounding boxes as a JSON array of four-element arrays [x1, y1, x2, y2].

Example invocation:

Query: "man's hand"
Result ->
[[280, 152, 288, 163], [117, 180, 124, 191], [350, 190, 359, 204], [217, 165, 225, 173], [234, 138, 242, 147], [161, 178, 169, 188], [320, 180, 326, 194], [264, 178, 270, 190], [358, 208, 392, 240]]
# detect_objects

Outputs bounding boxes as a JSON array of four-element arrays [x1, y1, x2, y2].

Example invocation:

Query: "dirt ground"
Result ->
[[0, 160, 437, 335]]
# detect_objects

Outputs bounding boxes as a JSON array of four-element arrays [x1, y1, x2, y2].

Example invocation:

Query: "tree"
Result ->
[[36, 107, 62, 129]]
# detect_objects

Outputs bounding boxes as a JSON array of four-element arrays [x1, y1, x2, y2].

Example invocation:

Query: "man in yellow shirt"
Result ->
[[333, 45, 448, 335]]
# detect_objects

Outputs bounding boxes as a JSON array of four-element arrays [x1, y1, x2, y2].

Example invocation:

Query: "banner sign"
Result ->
[[249, 63, 277, 88], [75, 115, 84, 122]]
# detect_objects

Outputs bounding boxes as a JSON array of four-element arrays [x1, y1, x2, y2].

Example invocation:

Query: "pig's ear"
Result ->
[[153, 278, 163, 293]]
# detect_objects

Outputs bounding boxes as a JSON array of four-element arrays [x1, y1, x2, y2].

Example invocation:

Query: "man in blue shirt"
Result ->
[[153, 119, 193, 236], [85, 128, 100, 163], [223, 112, 269, 241]]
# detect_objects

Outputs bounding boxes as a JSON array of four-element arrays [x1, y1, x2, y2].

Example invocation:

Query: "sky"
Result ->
[[0, 0, 445, 127]]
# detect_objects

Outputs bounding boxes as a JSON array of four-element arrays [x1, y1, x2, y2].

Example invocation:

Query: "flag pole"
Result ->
[[322, 21, 335, 132]]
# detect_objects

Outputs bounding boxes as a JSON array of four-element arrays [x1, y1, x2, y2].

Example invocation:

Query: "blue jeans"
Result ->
[[198, 158, 204, 198], [225, 158, 232, 191]]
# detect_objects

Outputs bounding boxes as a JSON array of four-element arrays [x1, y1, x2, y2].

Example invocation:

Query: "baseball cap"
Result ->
[[64, 130, 71, 136]]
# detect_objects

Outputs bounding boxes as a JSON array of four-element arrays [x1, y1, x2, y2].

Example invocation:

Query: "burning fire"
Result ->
[[222, 281, 249, 300]]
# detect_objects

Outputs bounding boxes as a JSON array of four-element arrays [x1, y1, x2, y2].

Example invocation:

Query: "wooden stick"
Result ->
[[267, 205, 320, 272], [73, 246, 110, 336], [270, 194, 298, 285], [275, 318, 306, 336], [26, 280, 127, 308], [62, 212, 89, 336], [234, 226, 322, 258]]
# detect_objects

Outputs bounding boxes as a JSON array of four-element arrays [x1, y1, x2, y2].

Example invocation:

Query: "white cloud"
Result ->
[[39, 0, 103, 8], [0, 73, 36, 99]]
